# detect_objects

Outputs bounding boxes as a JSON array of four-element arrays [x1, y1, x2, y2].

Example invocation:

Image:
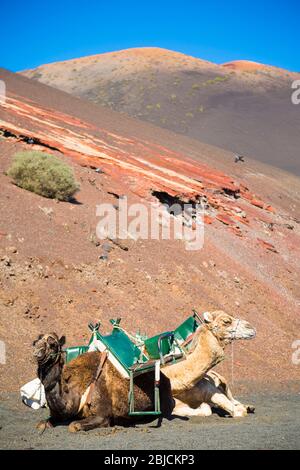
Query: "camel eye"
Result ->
[[223, 319, 231, 325]]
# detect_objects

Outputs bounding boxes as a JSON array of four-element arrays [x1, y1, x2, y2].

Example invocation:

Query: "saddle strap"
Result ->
[[181, 332, 196, 348], [78, 351, 108, 412], [94, 351, 108, 382]]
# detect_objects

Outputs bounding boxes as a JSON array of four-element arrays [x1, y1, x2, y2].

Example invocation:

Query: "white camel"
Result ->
[[162, 310, 256, 418]]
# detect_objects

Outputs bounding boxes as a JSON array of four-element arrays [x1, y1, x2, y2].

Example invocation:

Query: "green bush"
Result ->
[[7, 151, 79, 201]]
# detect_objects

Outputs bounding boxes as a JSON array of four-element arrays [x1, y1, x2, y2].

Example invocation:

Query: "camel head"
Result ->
[[33, 332, 65, 366], [203, 310, 256, 346]]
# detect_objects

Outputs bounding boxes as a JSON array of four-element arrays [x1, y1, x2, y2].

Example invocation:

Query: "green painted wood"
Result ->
[[144, 331, 173, 359], [128, 369, 161, 416], [174, 315, 200, 342], [94, 328, 149, 371]]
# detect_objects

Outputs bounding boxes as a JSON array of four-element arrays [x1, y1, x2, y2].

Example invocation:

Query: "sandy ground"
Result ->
[[0, 392, 299, 450]]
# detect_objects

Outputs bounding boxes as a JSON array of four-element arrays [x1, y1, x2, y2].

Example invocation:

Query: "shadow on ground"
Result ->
[[0, 393, 299, 450]]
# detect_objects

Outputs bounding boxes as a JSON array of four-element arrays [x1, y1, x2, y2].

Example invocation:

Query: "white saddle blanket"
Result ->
[[20, 378, 46, 409]]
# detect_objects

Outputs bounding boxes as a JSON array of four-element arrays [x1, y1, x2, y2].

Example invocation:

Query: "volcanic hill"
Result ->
[[0, 67, 299, 393], [21, 47, 300, 175]]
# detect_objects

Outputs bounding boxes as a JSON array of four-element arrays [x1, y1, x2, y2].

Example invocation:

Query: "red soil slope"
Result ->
[[0, 94, 276, 227], [0, 69, 300, 393]]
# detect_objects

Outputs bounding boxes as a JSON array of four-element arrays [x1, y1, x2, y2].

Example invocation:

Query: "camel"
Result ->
[[33, 310, 255, 431], [33, 333, 174, 432], [162, 310, 256, 418]]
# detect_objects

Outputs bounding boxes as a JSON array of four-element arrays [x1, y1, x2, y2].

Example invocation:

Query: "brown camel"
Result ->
[[33, 333, 174, 432], [161, 310, 256, 417]]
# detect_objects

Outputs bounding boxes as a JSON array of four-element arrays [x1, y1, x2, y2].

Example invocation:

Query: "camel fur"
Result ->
[[162, 310, 256, 418], [33, 333, 174, 432]]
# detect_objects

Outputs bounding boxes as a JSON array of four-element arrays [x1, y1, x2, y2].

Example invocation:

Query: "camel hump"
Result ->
[[63, 351, 103, 389], [66, 350, 101, 367]]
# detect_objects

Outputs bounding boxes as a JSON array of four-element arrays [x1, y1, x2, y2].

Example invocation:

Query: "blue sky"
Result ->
[[0, 0, 299, 72]]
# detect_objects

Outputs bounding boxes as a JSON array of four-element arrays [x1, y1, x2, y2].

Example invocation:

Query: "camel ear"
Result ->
[[203, 312, 213, 323], [32, 334, 43, 346], [59, 335, 66, 347]]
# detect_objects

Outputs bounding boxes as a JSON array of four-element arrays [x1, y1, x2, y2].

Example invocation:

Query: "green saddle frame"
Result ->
[[65, 312, 201, 367], [64, 311, 202, 416]]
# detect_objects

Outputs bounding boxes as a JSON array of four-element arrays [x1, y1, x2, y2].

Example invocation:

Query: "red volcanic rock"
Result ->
[[265, 205, 275, 213], [250, 199, 264, 209], [257, 238, 278, 253], [232, 215, 249, 225], [240, 184, 249, 192], [204, 215, 213, 225], [216, 213, 237, 227], [0, 93, 277, 242], [229, 226, 243, 237], [239, 188, 265, 207]]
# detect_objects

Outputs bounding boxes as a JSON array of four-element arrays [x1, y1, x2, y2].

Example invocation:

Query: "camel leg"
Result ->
[[210, 392, 248, 418], [173, 398, 212, 417], [223, 386, 255, 413], [68, 415, 110, 432], [208, 371, 255, 414], [174, 380, 241, 418], [172, 377, 224, 418], [224, 385, 255, 413]]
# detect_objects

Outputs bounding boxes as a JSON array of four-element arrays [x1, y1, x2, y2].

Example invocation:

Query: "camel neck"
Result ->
[[38, 355, 73, 420], [38, 355, 64, 392], [163, 325, 225, 394]]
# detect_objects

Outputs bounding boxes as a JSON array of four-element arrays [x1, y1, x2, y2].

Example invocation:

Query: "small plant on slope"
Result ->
[[7, 150, 79, 201]]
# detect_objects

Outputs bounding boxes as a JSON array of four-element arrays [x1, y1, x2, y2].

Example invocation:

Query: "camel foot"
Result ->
[[36, 419, 53, 433], [246, 405, 255, 414], [232, 404, 248, 418], [68, 421, 82, 433], [69, 416, 110, 432]]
